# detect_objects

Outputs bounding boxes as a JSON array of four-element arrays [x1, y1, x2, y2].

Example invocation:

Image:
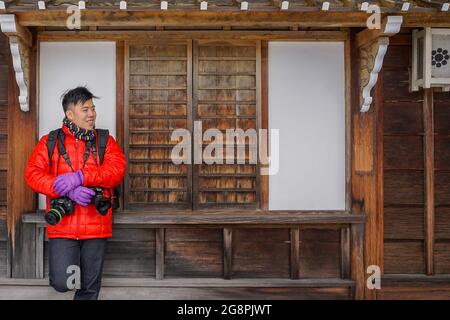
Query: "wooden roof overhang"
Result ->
[[0, 1, 449, 112], [0, 0, 449, 28], [3, 10, 450, 28], [0, 0, 450, 14]]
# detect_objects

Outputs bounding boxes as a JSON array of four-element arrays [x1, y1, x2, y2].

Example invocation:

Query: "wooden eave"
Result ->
[[2, 11, 450, 28]]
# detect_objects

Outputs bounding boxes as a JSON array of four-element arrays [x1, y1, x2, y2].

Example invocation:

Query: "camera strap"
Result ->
[[54, 129, 96, 174]]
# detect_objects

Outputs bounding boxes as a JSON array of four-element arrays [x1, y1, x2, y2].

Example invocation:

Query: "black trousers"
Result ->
[[48, 238, 108, 300]]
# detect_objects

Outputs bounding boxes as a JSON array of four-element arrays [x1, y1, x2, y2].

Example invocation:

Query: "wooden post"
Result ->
[[260, 41, 269, 210], [340, 227, 350, 279], [115, 40, 125, 211], [290, 227, 300, 279], [351, 223, 365, 300], [7, 30, 36, 278], [423, 88, 434, 276], [156, 228, 165, 280], [35, 224, 44, 279], [223, 227, 232, 279]]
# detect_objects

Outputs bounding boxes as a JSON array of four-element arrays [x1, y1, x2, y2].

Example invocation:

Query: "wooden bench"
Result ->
[[21, 210, 366, 298]]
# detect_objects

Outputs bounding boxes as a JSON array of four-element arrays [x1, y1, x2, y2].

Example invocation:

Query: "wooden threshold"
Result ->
[[382, 274, 450, 285]]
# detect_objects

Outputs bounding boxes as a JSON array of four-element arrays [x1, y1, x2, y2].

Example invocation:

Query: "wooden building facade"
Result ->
[[0, 0, 450, 299]]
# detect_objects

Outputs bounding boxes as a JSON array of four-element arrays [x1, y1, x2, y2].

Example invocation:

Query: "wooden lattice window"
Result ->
[[193, 40, 259, 209], [125, 41, 192, 209], [124, 40, 260, 210]]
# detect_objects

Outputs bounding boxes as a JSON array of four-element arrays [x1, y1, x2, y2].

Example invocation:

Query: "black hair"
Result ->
[[61, 86, 99, 113]]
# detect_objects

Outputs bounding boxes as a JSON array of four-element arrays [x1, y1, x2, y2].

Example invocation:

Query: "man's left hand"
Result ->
[[54, 170, 84, 196]]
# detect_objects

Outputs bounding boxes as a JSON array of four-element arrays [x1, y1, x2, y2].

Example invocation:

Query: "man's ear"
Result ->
[[65, 109, 74, 121]]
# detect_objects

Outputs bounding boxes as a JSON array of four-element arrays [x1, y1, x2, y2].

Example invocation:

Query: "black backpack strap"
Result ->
[[96, 129, 109, 165], [56, 129, 74, 171], [46, 129, 61, 171], [95, 129, 120, 210]]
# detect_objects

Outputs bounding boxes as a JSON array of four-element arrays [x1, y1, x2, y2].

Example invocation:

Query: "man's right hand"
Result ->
[[66, 186, 96, 206], [54, 170, 84, 196]]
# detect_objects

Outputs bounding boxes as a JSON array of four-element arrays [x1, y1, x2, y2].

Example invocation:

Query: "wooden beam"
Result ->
[[423, 88, 434, 276], [357, 16, 402, 113], [37, 30, 348, 42], [355, 16, 403, 49], [11, 11, 450, 28], [0, 14, 32, 46], [14, 11, 370, 28], [23, 210, 366, 226], [0, 14, 32, 112]]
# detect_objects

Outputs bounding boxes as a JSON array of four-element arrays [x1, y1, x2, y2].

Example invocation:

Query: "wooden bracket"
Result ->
[[356, 15, 402, 113], [0, 14, 32, 112]]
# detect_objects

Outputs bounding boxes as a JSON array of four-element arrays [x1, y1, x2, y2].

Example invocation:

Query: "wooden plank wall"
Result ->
[[41, 227, 341, 280], [433, 89, 450, 274], [382, 33, 426, 274], [0, 33, 9, 278], [43, 228, 158, 278], [382, 32, 450, 278], [0, 221, 7, 277], [0, 33, 8, 220]]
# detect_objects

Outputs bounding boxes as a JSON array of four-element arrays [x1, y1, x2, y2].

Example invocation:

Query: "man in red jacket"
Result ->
[[25, 86, 126, 300]]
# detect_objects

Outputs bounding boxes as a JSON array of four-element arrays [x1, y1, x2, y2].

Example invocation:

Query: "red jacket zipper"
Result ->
[[75, 138, 79, 240]]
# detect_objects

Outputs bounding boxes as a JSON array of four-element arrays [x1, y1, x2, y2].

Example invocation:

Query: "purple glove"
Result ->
[[66, 186, 96, 207], [54, 170, 84, 196]]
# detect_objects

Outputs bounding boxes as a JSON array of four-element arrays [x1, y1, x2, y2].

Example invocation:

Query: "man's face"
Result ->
[[65, 99, 96, 130]]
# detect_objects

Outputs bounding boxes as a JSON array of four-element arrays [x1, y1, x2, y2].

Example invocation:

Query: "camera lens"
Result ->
[[91, 187, 111, 216], [94, 198, 110, 216], [45, 208, 63, 226]]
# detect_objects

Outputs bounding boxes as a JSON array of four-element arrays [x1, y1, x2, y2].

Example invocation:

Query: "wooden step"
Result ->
[[0, 277, 354, 300], [0, 277, 355, 288]]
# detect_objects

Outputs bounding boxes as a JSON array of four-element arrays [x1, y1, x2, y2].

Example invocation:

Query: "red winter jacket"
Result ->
[[25, 125, 126, 239]]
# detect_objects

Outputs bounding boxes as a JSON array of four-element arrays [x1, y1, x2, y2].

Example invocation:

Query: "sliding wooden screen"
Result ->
[[125, 41, 192, 209], [125, 40, 261, 209], [124, 40, 260, 210], [193, 40, 260, 209]]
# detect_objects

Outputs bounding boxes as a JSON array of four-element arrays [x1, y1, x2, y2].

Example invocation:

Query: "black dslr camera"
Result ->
[[90, 187, 112, 216], [45, 187, 113, 225], [45, 197, 75, 226]]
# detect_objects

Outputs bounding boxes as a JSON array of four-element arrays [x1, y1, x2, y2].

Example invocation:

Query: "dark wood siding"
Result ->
[[433, 90, 450, 274], [383, 34, 450, 276], [0, 221, 7, 277], [40, 227, 342, 280], [382, 35, 426, 274], [0, 32, 9, 278], [43, 228, 157, 278], [0, 32, 8, 220]]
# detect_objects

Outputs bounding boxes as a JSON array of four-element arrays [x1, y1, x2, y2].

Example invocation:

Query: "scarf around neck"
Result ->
[[63, 117, 96, 142]]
